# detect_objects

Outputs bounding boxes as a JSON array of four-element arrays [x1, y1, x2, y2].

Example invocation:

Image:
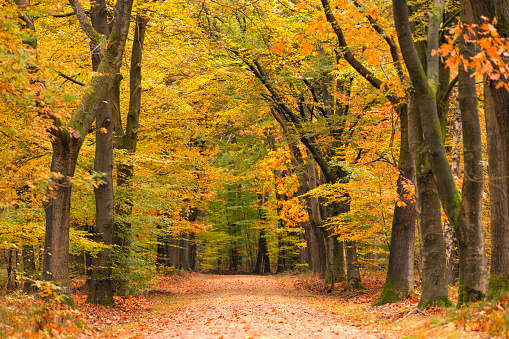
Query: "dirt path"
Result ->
[[137, 275, 380, 339]]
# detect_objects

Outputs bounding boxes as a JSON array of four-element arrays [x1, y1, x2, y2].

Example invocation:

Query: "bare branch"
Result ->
[[58, 72, 85, 86]]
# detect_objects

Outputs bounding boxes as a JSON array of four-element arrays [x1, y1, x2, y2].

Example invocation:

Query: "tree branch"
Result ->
[[68, 0, 105, 47], [52, 10, 90, 18], [440, 74, 458, 104], [320, 0, 383, 90], [353, 0, 405, 83], [58, 72, 85, 86]]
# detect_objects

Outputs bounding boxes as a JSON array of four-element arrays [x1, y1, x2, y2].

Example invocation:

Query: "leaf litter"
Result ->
[[71, 273, 491, 338]]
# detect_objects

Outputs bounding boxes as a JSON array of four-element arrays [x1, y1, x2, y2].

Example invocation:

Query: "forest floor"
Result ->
[[70, 273, 491, 339]]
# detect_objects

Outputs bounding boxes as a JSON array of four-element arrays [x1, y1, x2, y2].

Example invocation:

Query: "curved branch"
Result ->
[[353, 0, 405, 83], [320, 0, 383, 90], [68, 0, 105, 47]]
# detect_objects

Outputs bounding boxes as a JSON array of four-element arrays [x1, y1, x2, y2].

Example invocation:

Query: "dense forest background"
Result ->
[[1, 0, 509, 312]]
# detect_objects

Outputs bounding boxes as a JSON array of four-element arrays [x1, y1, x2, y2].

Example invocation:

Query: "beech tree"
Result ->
[[42, 0, 134, 303], [392, 0, 487, 303], [320, 0, 416, 303], [461, 0, 509, 296]]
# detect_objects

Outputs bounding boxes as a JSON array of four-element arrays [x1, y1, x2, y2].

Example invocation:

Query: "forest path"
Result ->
[[137, 274, 380, 339]]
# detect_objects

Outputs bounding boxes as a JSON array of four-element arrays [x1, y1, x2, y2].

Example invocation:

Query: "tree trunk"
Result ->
[[86, 0, 115, 305], [42, 0, 134, 306], [255, 192, 271, 274], [462, 0, 509, 297], [409, 93, 450, 308], [445, 108, 462, 285], [346, 241, 363, 290], [326, 238, 346, 284], [376, 102, 416, 304], [113, 13, 149, 294], [392, 0, 487, 303], [254, 229, 270, 274], [22, 244, 37, 293], [457, 21, 488, 303], [43, 136, 81, 304], [6, 249, 17, 292], [485, 84, 509, 291], [87, 93, 115, 305]]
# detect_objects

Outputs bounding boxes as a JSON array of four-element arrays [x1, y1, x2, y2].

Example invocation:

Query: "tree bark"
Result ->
[[485, 84, 509, 287], [87, 95, 115, 305], [408, 93, 450, 308], [254, 192, 271, 274]]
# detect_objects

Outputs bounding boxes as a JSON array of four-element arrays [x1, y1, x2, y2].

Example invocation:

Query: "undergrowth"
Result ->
[[0, 293, 87, 338]]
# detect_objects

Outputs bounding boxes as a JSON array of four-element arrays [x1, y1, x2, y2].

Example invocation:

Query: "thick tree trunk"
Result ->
[[376, 102, 416, 304], [346, 241, 363, 290], [43, 135, 81, 304], [326, 238, 345, 284], [457, 23, 488, 303]]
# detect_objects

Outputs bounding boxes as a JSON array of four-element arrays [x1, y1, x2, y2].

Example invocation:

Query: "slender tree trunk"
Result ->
[[456, 21, 488, 302], [485, 85, 509, 290], [22, 245, 37, 293], [376, 102, 416, 304], [254, 229, 270, 274], [87, 0, 114, 305], [113, 14, 149, 294], [462, 0, 509, 296], [255, 192, 271, 274], [87, 94, 115, 305], [445, 108, 462, 285], [392, 0, 487, 303], [6, 250, 17, 292], [409, 93, 451, 308]]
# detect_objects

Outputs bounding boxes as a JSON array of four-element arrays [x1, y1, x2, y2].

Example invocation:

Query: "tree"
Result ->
[[42, 0, 134, 303], [320, 0, 416, 303], [461, 0, 509, 297], [392, 0, 487, 303]]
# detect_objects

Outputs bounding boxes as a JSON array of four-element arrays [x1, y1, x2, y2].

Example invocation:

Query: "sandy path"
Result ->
[[146, 275, 380, 339]]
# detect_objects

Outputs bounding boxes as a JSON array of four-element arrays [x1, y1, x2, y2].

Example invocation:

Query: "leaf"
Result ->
[[299, 41, 314, 56]]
